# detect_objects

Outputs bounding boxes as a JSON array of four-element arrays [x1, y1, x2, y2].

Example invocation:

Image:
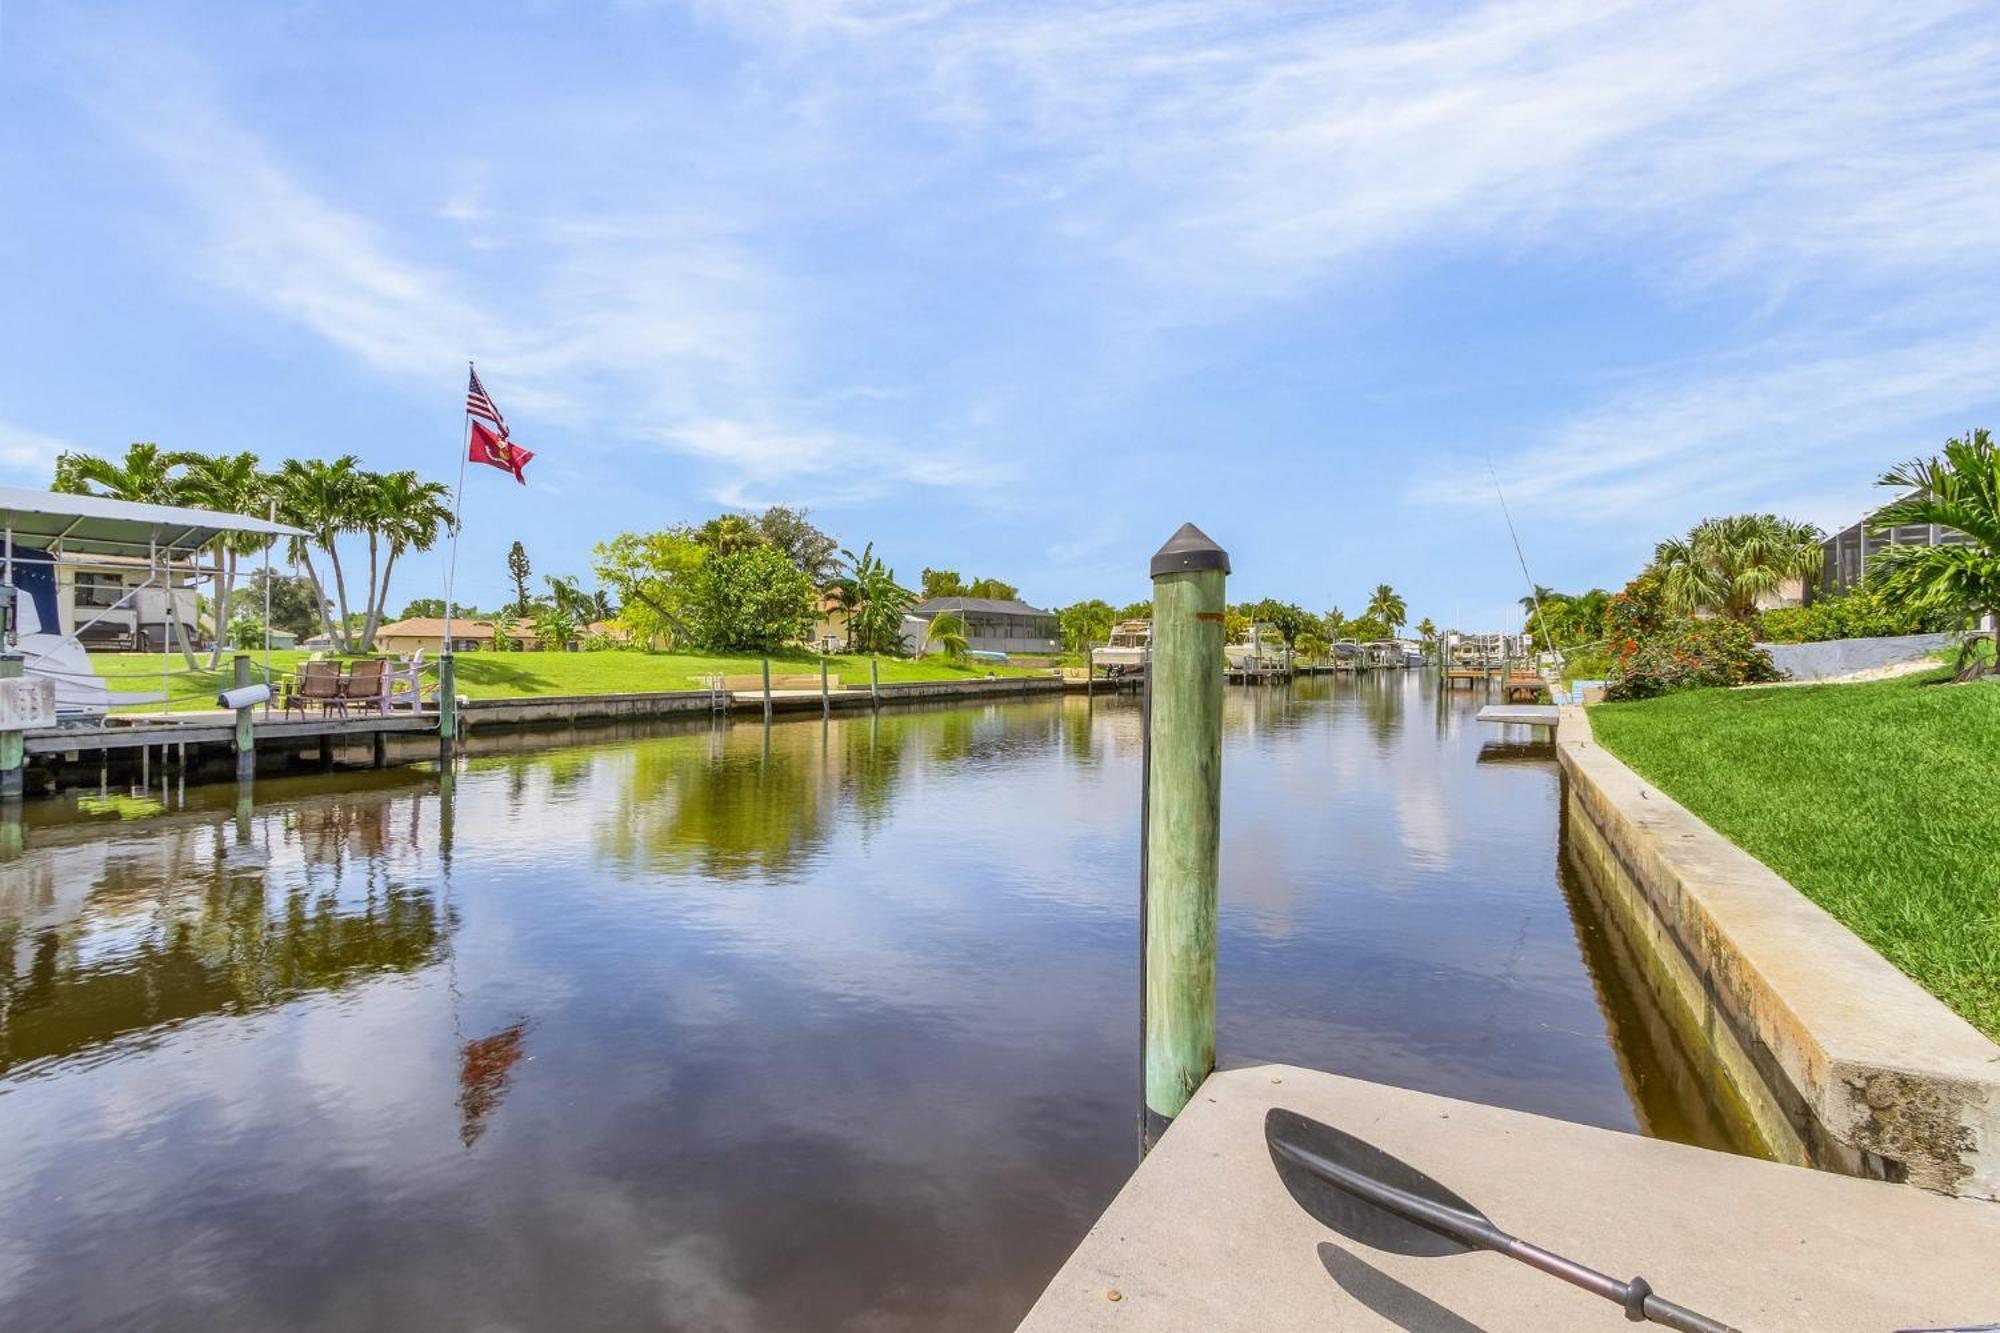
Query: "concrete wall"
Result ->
[[454, 674, 1074, 733], [1758, 632, 1954, 681], [1558, 706, 2000, 1198]]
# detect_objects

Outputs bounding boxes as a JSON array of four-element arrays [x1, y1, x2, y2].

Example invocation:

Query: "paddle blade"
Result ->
[[1265, 1108, 1484, 1258]]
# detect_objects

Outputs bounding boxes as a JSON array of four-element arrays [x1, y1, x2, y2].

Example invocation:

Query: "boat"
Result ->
[[2, 487, 303, 725], [1225, 622, 1287, 671], [1090, 619, 1151, 675]]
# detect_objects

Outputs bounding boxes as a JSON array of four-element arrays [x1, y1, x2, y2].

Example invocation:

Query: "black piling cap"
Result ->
[[1150, 523, 1231, 579]]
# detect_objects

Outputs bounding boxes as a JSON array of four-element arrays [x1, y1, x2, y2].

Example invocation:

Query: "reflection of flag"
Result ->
[[468, 417, 533, 485]]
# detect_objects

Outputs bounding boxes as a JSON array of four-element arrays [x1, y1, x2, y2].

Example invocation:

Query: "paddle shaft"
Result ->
[[1274, 1140, 1739, 1333]]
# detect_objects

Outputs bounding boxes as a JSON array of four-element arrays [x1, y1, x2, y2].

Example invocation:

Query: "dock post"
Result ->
[[0, 655, 25, 802], [870, 657, 879, 711], [820, 657, 830, 719], [372, 730, 388, 768], [437, 653, 457, 756], [230, 654, 257, 783], [1140, 523, 1229, 1153], [761, 658, 773, 724]]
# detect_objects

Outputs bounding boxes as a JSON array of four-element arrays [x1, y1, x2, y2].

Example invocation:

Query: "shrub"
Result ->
[[1757, 587, 1960, 643], [1603, 618, 1782, 701]]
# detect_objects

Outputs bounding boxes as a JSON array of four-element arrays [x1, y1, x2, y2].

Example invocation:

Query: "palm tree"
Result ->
[[1415, 616, 1437, 642], [835, 543, 914, 654], [356, 470, 454, 651], [1366, 583, 1408, 634], [920, 610, 969, 661], [1872, 428, 2000, 679], [1650, 514, 1824, 623], [273, 456, 365, 651], [176, 451, 270, 667], [51, 442, 204, 666]]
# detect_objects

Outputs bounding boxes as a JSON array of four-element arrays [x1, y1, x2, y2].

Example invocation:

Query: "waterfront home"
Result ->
[[810, 590, 851, 652], [39, 552, 202, 651], [904, 596, 1060, 656], [373, 616, 538, 653]]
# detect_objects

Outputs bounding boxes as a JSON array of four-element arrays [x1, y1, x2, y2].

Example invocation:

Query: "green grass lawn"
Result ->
[[1590, 671, 2000, 1039], [93, 647, 1048, 711]]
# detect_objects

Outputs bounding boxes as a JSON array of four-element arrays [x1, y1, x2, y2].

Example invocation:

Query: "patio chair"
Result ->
[[340, 658, 391, 716], [282, 660, 344, 719]]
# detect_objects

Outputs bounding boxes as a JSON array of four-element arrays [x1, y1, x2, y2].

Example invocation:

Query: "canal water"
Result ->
[[0, 673, 1749, 1331]]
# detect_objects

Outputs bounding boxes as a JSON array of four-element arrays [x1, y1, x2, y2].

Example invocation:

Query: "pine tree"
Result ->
[[507, 541, 534, 616]]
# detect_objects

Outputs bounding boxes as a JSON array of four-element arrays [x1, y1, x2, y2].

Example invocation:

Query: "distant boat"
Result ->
[[1090, 620, 1151, 675], [1225, 622, 1286, 670]]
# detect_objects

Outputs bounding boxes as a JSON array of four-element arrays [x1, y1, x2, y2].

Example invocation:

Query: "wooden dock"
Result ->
[[24, 711, 435, 756], [1476, 703, 1559, 728]]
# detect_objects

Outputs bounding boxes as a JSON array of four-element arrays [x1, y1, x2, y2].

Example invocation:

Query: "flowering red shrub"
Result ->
[[1603, 617, 1782, 701]]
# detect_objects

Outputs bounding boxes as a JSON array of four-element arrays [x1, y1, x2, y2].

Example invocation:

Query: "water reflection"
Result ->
[[1, 783, 445, 1079], [0, 678, 1757, 1332]]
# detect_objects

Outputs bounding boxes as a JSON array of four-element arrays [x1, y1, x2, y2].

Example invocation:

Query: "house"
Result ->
[[904, 596, 1060, 656], [1818, 505, 1977, 598], [372, 617, 538, 653], [810, 591, 851, 652], [49, 553, 203, 651]]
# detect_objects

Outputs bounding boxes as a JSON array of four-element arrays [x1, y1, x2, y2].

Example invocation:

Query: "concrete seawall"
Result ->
[[456, 674, 1083, 732], [1558, 705, 2000, 1198]]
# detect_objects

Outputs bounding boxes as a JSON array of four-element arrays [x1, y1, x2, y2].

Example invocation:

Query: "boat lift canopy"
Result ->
[[0, 486, 303, 560]]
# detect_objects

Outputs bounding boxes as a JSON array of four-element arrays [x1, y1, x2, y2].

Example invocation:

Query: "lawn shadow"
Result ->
[[1317, 1243, 1491, 1333]]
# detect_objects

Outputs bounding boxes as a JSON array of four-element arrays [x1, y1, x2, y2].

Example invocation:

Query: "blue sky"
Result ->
[[5, 2, 2000, 627]]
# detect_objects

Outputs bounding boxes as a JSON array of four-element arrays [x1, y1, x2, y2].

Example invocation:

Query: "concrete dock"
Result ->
[[1016, 1064, 2000, 1331], [1475, 703, 1559, 728]]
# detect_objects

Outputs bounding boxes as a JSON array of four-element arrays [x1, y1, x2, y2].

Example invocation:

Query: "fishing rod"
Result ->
[[1265, 1108, 1739, 1333], [1487, 458, 1563, 671]]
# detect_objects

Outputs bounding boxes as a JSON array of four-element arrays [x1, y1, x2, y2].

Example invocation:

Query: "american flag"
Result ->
[[466, 364, 507, 436]]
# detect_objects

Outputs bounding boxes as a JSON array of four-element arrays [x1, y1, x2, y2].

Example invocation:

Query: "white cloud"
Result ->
[[0, 419, 76, 482], [1414, 324, 2000, 529]]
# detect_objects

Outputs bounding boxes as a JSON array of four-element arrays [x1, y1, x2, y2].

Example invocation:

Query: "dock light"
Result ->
[[217, 683, 272, 710]]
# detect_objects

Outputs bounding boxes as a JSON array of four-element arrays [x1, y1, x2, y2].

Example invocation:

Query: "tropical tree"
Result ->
[[693, 513, 765, 557], [755, 505, 840, 585], [532, 602, 578, 651], [273, 456, 365, 651], [593, 529, 706, 648], [1365, 584, 1408, 634], [546, 574, 613, 626], [52, 442, 187, 504], [1648, 514, 1824, 623], [174, 451, 271, 666], [1415, 617, 1437, 643], [1056, 598, 1116, 653], [965, 576, 1020, 600], [1116, 600, 1152, 621], [506, 541, 534, 617], [691, 545, 816, 652], [1871, 428, 2000, 679], [356, 469, 453, 651], [836, 543, 915, 654], [920, 611, 970, 661], [921, 568, 965, 599]]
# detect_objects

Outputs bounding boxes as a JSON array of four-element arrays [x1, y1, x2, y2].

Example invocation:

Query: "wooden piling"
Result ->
[[437, 653, 458, 753], [0, 655, 24, 802], [761, 658, 773, 723], [820, 657, 830, 719], [1140, 523, 1229, 1153], [232, 655, 256, 783], [870, 657, 880, 710]]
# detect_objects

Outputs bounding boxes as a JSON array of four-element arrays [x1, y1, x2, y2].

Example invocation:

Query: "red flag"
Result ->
[[468, 418, 533, 484]]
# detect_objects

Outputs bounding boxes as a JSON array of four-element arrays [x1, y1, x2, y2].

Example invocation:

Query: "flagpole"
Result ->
[[443, 365, 474, 655]]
